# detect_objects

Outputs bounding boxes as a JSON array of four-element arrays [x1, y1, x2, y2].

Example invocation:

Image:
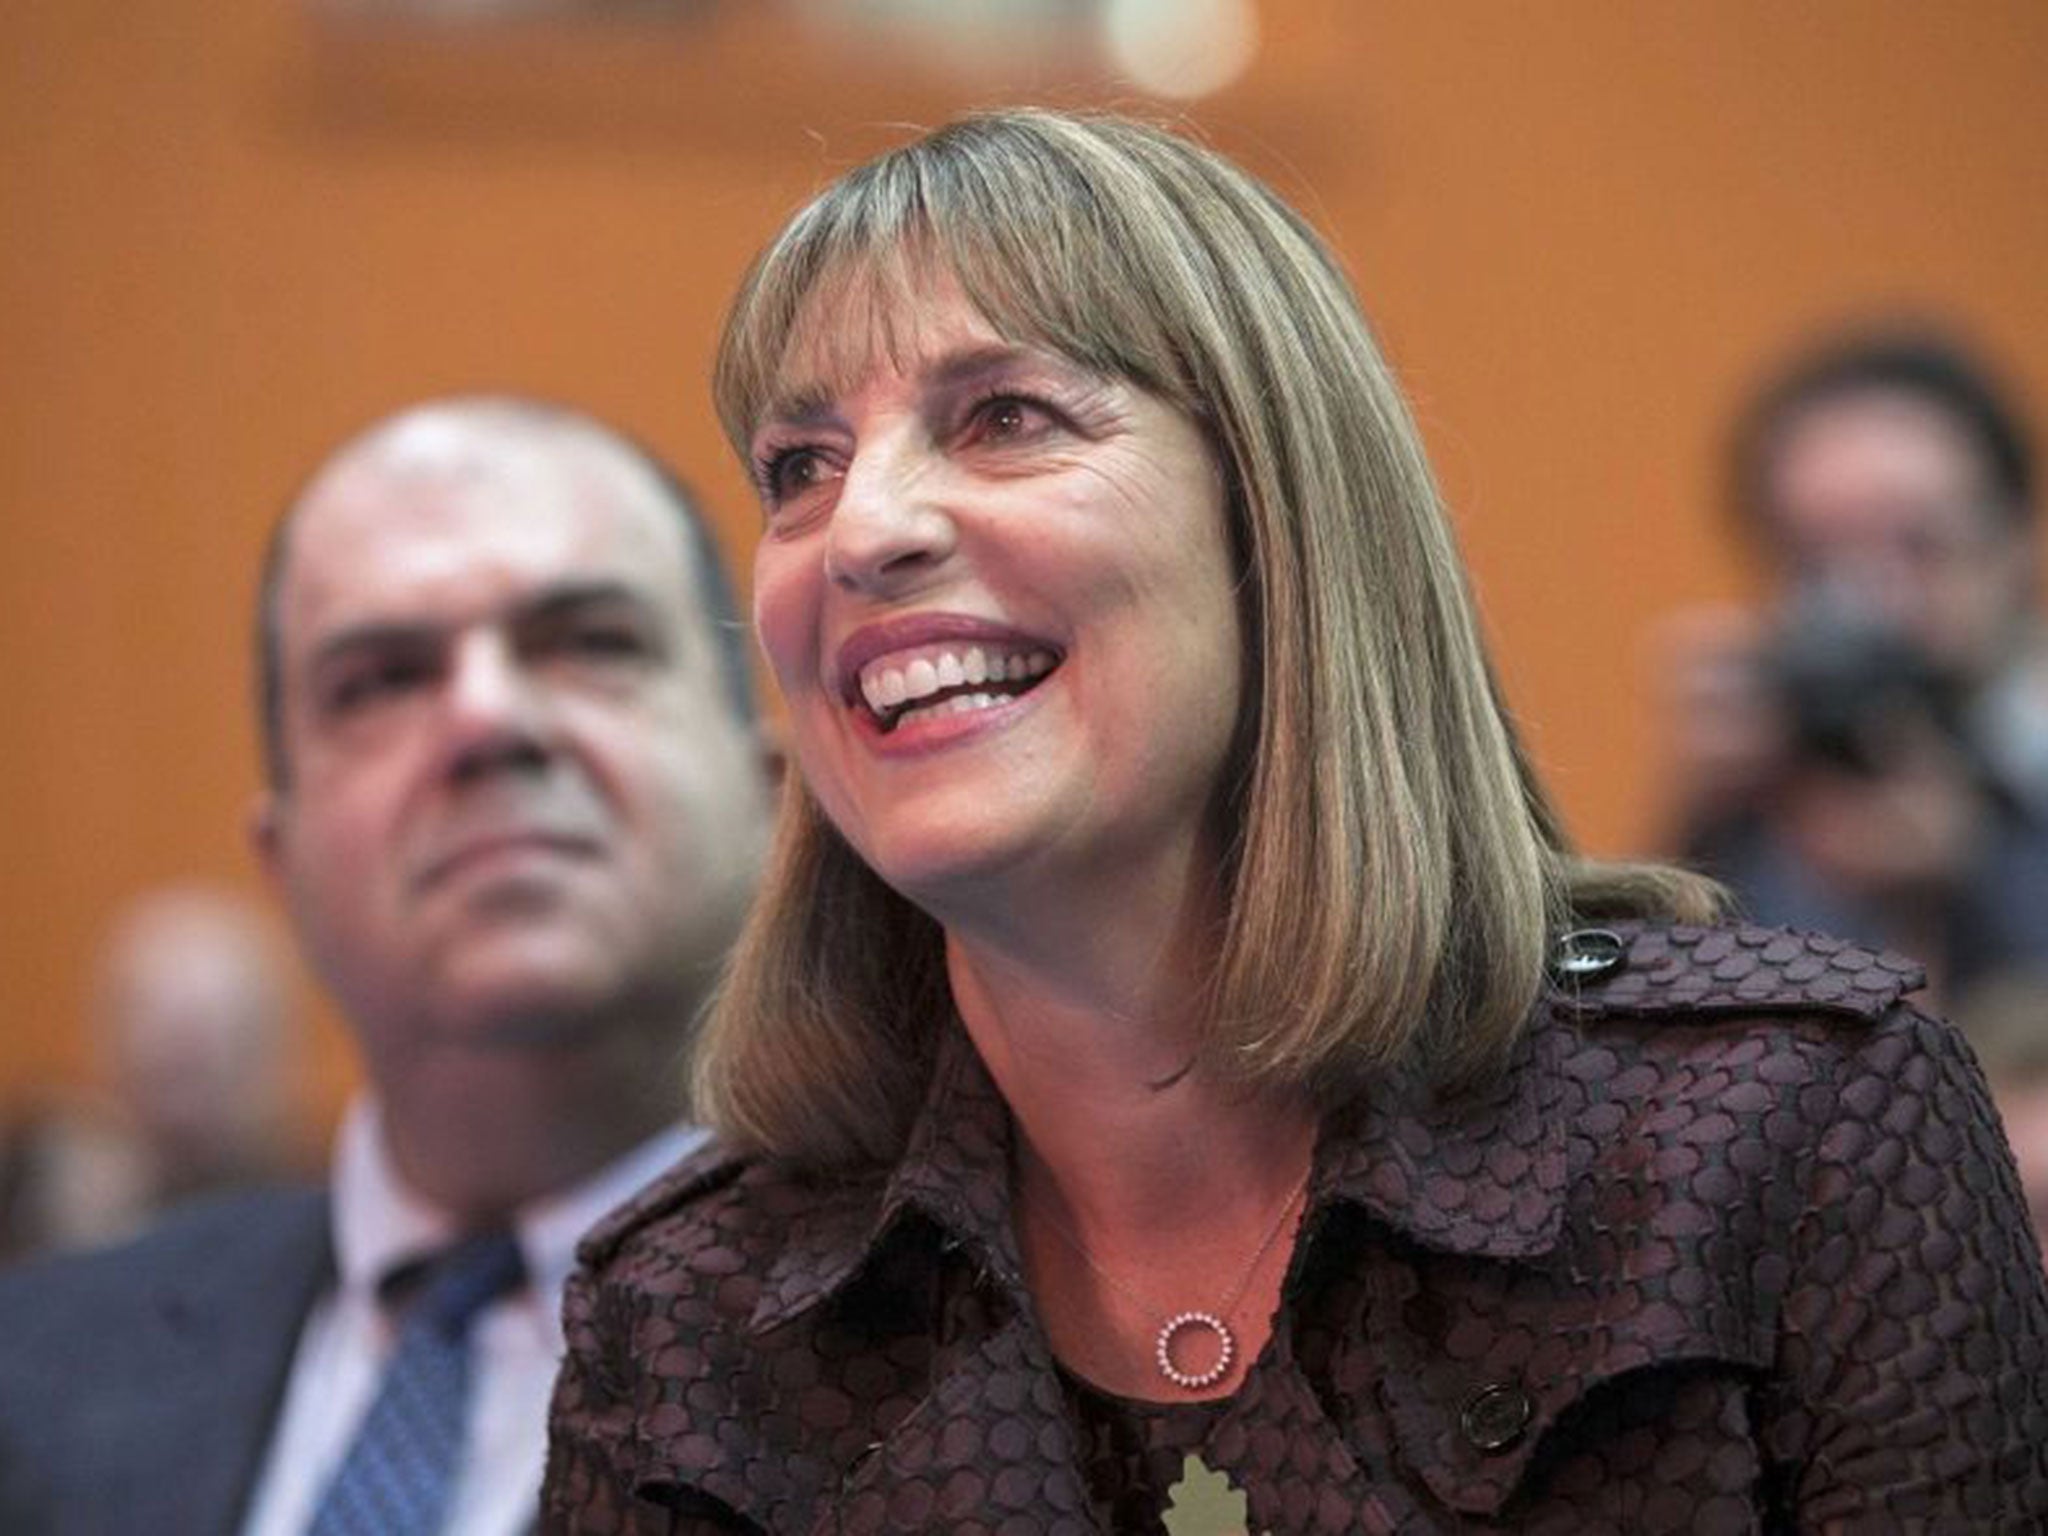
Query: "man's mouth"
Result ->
[[414, 830, 600, 892], [855, 642, 1060, 733]]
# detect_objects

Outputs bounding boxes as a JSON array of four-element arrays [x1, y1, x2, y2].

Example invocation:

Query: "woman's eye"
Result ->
[[758, 446, 835, 507], [969, 394, 1052, 444]]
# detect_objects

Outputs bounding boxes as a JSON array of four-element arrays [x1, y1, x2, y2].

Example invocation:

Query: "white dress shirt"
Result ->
[[239, 1101, 707, 1536]]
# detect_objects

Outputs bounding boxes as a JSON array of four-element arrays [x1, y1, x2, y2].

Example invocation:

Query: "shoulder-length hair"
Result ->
[[698, 109, 1714, 1169]]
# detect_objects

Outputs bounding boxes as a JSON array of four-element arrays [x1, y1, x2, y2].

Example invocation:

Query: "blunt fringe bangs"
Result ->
[[697, 110, 1717, 1170]]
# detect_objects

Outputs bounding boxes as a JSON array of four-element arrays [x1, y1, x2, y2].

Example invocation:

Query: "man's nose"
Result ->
[[822, 437, 959, 596], [439, 632, 552, 777]]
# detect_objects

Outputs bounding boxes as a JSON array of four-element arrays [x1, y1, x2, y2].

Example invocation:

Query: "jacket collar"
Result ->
[[1313, 1007, 1569, 1261], [748, 1028, 1025, 1333], [750, 1005, 1569, 1334]]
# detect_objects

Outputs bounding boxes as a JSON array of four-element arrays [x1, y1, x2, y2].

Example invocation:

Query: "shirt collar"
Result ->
[[331, 1098, 711, 1316]]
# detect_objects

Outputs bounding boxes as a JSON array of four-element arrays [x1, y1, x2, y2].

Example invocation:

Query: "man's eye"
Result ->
[[328, 659, 429, 713], [562, 624, 647, 658]]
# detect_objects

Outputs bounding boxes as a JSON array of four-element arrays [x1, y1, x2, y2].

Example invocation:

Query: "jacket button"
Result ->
[[1460, 1382, 1532, 1452], [1550, 927, 1625, 983]]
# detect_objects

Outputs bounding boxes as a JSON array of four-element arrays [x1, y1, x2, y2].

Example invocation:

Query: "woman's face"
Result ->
[[748, 280, 1245, 914]]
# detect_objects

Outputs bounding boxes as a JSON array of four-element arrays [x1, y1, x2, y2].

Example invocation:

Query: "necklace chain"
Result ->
[[1034, 1167, 1312, 1391]]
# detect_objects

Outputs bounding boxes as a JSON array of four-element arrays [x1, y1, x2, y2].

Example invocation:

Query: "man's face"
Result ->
[[1764, 388, 2029, 682], [256, 412, 764, 1080]]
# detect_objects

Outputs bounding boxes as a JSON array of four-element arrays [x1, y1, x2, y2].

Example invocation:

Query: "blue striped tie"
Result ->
[[307, 1230, 526, 1536]]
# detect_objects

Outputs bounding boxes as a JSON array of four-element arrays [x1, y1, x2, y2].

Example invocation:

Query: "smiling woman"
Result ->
[[746, 285, 1244, 912], [541, 112, 2048, 1534]]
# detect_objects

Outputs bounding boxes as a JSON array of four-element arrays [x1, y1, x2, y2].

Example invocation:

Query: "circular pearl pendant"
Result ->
[[1155, 1310, 1236, 1390]]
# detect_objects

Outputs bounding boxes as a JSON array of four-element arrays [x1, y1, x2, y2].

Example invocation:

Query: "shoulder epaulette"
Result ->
[[1547, 921, 1926, 1023]]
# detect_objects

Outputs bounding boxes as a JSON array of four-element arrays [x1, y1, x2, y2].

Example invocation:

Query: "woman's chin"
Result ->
[[853, 820, 1049, 920]]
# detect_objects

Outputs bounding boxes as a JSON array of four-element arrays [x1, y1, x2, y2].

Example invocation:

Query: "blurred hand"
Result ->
[[1654, 605, 1785, 831], [1778, 710, 1985, 897]]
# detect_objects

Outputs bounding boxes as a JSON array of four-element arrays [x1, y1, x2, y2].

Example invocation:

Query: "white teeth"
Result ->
[[898, 691, 1004, 726], [859, 667, 908, 714], [855, 644, 1061, 726]]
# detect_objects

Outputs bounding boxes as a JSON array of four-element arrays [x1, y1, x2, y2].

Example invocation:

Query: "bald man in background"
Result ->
[[0, 398, 771, 1535]]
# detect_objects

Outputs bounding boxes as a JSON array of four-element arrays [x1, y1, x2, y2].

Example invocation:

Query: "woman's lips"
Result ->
[[848, 677, 1043, 752], [833, 616, 1064, 733], [858, 642, 1060, 732]]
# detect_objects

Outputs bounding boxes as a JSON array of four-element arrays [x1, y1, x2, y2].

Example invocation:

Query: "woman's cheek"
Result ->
[[750, 543, 823, 698]]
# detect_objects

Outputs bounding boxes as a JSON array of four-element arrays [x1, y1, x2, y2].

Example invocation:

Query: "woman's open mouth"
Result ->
[[855, 642, 1061, 733]]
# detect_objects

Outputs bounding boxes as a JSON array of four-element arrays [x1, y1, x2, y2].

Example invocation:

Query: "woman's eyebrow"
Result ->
[[757, 343, 1053, 430], [923, 344, 1037, 393], [756, 384, 840, 433]]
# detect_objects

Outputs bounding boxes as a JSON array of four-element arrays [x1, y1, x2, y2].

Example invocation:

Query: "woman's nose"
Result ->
[[822, 441, 959, 596]]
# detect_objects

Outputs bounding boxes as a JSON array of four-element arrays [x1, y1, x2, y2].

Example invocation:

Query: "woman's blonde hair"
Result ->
[[698, 109, 1715, 1168]]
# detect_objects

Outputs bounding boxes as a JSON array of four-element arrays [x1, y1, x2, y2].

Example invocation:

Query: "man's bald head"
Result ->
[[256, 397, 753, 791]]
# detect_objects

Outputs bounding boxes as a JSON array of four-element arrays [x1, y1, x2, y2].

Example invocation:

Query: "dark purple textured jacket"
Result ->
[[543, 924, 2048, 1533]]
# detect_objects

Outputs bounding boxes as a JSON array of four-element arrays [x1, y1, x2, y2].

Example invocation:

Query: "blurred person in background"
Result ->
[[0, 1094, 142, 1262], [0, 883, 310, 1262], [99, 883, 312, 1208], [1664, 325, 2048, 1022], [0, 397, 771, 1536]]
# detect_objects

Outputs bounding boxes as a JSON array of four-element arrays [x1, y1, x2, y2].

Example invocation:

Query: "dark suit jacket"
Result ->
[[0, 1183, 331, 1535]]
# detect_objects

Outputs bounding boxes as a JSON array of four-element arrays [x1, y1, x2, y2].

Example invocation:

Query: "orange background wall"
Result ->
[[5, 1, 2046, 1129]]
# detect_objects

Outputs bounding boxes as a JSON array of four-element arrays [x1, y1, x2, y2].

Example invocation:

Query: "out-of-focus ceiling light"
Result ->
[[1101, 0, 1259, 100], [792, 0, 1096, 71], [786, 0, 1262, 97]]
